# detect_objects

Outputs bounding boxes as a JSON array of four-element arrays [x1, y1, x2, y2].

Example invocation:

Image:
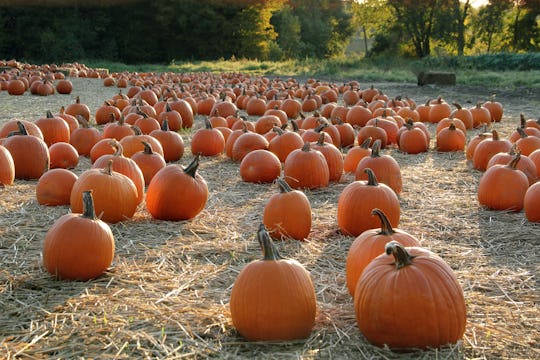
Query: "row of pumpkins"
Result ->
[[0, 67, 539, 351]]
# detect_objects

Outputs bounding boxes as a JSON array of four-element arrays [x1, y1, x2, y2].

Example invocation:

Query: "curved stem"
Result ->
[[141, 141, 153, 154], [372, 208, 395, 235], [184, 154, 200, 178], [364, 168, 379, 186], [359, 136, 372, 149], [16, 121, 28, 136], [508, 153, 521, 170], [161, 118, 170, 131], [276, 177, 293, 193], [385, 241, 415, 270], [370, 139, 382, 158], [258, 223, 282, 261]]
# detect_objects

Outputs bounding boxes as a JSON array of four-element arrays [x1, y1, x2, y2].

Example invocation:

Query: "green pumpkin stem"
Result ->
[[184, 154, 200, 178], [258, 223, 282, 261], [372, 208, 395, 235], [81, 190, 97, 220], [385, 241, 415, 270]]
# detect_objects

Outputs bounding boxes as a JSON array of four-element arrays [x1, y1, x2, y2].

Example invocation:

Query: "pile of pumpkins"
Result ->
[[1, 66, 539, 352]]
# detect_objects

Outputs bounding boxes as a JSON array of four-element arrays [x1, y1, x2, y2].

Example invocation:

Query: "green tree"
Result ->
[[472, 0, 513, 53], [351, 0, 392, 56], [271, 5, 303, 58]]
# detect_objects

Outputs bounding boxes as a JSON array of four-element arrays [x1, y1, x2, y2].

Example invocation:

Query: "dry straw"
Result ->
[[0, 79, 539, 359]]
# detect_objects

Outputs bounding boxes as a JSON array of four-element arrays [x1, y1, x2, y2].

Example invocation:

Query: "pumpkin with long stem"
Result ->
[[345, 208, 420, 297], [229, 224, 316, 341], [354, 241, 467, 350], [43, 190, 115, 280]]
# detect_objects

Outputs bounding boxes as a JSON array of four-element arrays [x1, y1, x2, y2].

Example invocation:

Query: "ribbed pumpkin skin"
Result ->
[[354, 244, 467, 350], [338, 170, 400, 236], [146, 160, 208, 221], [524, 182, 540, 222], [43, 194, 114, 280], [283, 143, 329, 189], [239, 149, 281, 184], [3, 131, 50, 180], [345, 209, 420, 296], [70, 167, 138, 223], [230, 226, 316, 341], [36, 168, 78, 206], [0, 144, 15, 185], [263, 179, 312, 241]]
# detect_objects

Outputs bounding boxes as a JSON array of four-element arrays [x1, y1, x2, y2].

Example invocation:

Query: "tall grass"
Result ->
[[82, 54, 540, 88]]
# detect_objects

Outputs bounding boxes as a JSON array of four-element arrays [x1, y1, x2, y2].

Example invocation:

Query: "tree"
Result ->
[[387, 0, 438, 58], [351, 0, 392, 56], [271, 5, 303, 58], [472, 0, 513, 52]]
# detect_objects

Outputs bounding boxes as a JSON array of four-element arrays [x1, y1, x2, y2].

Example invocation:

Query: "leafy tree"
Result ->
[[271, 5, 303, 58], [351, 0, 392, 56], [472, 0, 513, 53]]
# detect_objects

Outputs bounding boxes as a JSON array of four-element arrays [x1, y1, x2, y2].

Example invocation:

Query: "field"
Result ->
[[0, 75, 539, 359]]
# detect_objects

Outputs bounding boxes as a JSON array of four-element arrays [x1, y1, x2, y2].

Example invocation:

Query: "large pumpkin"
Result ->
[[354, 241, 467, 350], [283, 142, 329, 189], [229, 224, 316, 341], [146, 155, 208, 221], [43, 190, 115, 280]]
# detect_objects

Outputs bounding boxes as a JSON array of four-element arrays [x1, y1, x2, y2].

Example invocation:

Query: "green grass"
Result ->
[[81, 56, 540, 89]]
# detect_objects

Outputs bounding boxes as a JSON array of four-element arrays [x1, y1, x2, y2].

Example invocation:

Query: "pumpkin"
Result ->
[[7, 78, 26, 95], [428, 97, 452, 123], [131, 141, 166, 185], [472, 130, 512, 171], [515, 127, 540, 156], [93, 140, 145, 205], [239, 149, 281, 183], [255, 115, 281, 135], [157, 102, 183, 131], [43, 190, 115, 280], [346, 104, 373, 127], [343, 137, 372, 173], [119, 126, 164, 158], [229, 224, 316, 341], [338, 168, 400, 236], [355, 139, 402, 194], [333, 118, 355, 148], [49, 142, 79, 169], [486, 146, 537, 185], [267, 126, 304, 163], [149, 119, 185, 162], [283, 142, 329, 189], [0, 119, 44, 140], [70, 160, 139, 223], [65, 96, 91, 121], [146, 155, 208, 221], [345, 208, 420, 296], [354, 241, 467, 350], [56, 79, 73, 95], [397, 121, 429, 154], [95, 100, 122, 125], [310, 132, 344, 183], [231, 131, 269, 162], [69, 116, 102, 157], [102, 114, 135, 141], [57, 106, 79, 134], [451, 102, 474, 129], [35, 110, 71, 146], [470, 102, 492, 128], [466, 127, 492, 161], [356, 121, 387, 149], [263, 178, 312, 241], [436, 122, 466, 152], [2, 121, 50, 179], [0, 144, 15, 185], [36, 168, 78, 206], [190, 117, 226, 156], [509, 114, 540, 143], [524, 182, 540, 222], [482, 97, 503, 122], [477, 153, 529, 211], [528, 148, 540, 178]]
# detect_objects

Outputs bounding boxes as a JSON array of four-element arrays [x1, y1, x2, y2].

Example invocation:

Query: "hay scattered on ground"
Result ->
[[0, 78, 539, 359]]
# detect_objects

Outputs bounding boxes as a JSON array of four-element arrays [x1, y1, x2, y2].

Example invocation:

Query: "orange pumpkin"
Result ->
[[0, 144, 15, 185], [43, 190, 115, 280], [283, 142, 329, 189], [36, 168, 78, 206], [239, 149, 281, 183], [229, 224, 316, 341]]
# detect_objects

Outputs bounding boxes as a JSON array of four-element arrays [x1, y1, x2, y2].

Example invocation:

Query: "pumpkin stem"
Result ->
[[276, 177, 293, 193], [508, 153, 521, 170], [370, 139, 382, 158], [291, 119, 300, 132], [272, 126, 284, 136], [364, 168, 379, 186], [316, 132, 326, 146], [184, 154, 200, 178], [204, 117, 213, 129], [386, 241, 415, 269], [258, 223, 282, 261], [46, 110, 54, 118], [141, 141, 154, 154], [359, 136, 372, 149], [16, 121, 28, 136], [161, 118, 170, 131], [516, 127, 528, 139], [301, 141, 311, 152], [372, 208, 395, 235], [491, 129, 500, 141], [81, 190, 97, 220], [520, 114, 526, 128], [101, 160, 115, 176]]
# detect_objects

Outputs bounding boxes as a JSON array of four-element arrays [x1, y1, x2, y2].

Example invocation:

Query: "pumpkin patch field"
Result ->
[[0, 64, 539, 359]]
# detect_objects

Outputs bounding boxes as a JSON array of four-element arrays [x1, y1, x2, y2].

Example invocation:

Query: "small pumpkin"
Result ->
[[36, 168, 78, 206], [229, 224, 316, 341], [263, 178, 312, 241]]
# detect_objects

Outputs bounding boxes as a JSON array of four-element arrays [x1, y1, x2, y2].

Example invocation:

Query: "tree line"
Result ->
[[0, 0, 537, 65]]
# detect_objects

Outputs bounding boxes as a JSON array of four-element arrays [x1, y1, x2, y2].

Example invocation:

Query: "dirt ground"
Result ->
[[0, 76, 538, 359]]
